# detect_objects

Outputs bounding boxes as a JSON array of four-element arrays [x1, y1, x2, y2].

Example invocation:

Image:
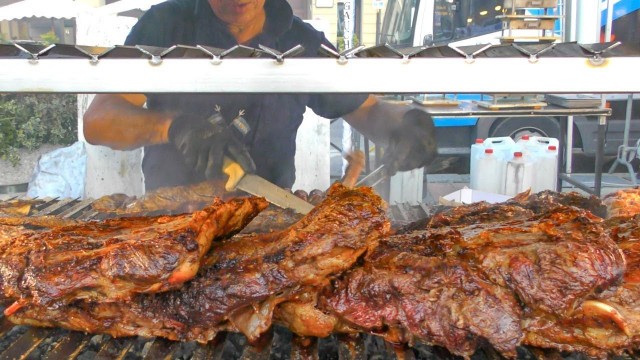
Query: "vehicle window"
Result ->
[[433, 0, 456, 43], [433, 0, 503, 44], [465, 0, 503, 37], [379, 0, 417, 46]]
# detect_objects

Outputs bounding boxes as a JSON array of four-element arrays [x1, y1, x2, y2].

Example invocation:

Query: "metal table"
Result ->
[[418, 101, 612, 197]]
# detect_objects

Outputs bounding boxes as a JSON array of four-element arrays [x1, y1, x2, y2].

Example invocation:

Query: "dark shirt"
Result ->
[[125, 0, 368, 190]]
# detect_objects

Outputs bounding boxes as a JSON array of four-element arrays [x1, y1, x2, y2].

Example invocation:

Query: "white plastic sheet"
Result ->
[[27, 141, 86, 199]]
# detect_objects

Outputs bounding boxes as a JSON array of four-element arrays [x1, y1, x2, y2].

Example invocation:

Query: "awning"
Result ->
[[93, 0, 166, 16], [0, 0, 93, 21]]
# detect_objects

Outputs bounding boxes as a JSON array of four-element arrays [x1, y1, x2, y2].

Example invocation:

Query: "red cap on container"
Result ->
[[514, 151, 523, 157], [548, 145, 557, 151], [475, 138, 484, 144], [485, 148, 494, 154], [521, 135, 530, 140]]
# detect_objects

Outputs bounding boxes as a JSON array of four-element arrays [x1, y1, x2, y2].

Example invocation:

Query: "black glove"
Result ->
[[384, 109, 438, 176], [168, 111, 256, 180]]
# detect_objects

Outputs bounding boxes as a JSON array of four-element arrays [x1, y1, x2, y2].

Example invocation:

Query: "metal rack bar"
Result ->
[[0, 57, 639, 93]]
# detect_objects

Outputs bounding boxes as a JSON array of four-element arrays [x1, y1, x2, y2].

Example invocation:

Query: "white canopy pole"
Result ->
[[75, 12, 144, 199]]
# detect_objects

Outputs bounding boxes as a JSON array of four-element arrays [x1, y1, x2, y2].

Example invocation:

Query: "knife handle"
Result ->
[[223, 156, 245, 191]]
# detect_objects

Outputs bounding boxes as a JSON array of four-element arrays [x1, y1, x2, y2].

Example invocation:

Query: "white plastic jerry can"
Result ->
[[473, 148, 505, 195], [469, 138, 485, 189], [484, 136, 516, 162], [532, 145, 559, 192], [504, 151, 535, 196]]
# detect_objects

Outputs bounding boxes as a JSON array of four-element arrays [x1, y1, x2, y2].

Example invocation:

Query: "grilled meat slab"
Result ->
[[398, 190, 606, 234], [523, 213, 640, 357], [8, 184, 390, 343], [322, 250, 523, 358], [396, 207, 623, 316], [90, 179, 325, 218], [510, 190, 607, 218], [0, 197, 267, 308], [322, 206, 625, 358], [91, 180, 241, 215], [238, 205, 303, 234], [414, 202, 533, 231], [603, 188, 640, 219]]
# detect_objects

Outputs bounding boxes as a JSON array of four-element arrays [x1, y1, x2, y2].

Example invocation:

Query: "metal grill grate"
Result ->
[[0, 315, 523, 360]]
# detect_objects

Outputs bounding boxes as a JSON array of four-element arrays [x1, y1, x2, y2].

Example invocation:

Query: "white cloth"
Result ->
[[27, 141, 86, 199]]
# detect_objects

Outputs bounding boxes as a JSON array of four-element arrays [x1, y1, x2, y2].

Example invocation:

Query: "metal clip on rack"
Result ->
[[198, 44, 262, 65], [512, 42, 556, 63], [258, 44, 305, 64], [319, 44, 365, 65], [580, 42, 622, 66], [11, 42, 55, 63], [448, 44, 493, 63]]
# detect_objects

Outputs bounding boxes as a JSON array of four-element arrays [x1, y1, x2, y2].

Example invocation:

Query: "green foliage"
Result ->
[[39, 30, 60, 45], [0, 94, 77, 166], [337, 33, 361, 52]]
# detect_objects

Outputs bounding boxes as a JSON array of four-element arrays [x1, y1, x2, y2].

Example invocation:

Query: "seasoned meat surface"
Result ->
[[4, 189, 637, 358], [239, 205, 303, 234], [91, 180, 240, 215], [510, 190, 607, 218], [322, 206, 625, 358], [0, 197, 268, 308], [603, 188, 640, 219], [398, 190, 606, 234], [8, 184, 390, 343], [322, 251, 523, 358], [426, 202, 533, 229], [523, 213, 640, 357]]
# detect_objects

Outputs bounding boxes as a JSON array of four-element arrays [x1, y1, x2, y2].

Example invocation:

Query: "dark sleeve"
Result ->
[[308, 93, 369, 119], [306, 37, 369, 118]]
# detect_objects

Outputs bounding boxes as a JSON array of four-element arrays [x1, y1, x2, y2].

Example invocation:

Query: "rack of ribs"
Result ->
[[7, 183, 391, 344], [1, 197, 268, 311]]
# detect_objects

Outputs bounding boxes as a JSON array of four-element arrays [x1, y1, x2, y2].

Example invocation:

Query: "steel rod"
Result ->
[[594, 116, 607, 197], [558, 173, 597, 196]]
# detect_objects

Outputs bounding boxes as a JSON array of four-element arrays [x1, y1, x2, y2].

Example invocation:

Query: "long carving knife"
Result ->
[[222, 157, 314, 214]]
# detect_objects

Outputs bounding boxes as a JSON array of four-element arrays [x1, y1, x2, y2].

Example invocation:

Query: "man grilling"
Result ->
[[83, 0, 437, 191]]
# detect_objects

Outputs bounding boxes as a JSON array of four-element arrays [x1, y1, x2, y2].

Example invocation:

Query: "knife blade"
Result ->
[[223, 157, 314, 214]]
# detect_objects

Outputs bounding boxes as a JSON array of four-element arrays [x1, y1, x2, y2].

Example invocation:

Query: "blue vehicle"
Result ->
[[378, 0, 640, 173]]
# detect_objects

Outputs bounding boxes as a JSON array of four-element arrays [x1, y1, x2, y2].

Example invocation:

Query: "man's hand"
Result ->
[[384, 109, 438, 176], [168, 111, 256, 179]]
